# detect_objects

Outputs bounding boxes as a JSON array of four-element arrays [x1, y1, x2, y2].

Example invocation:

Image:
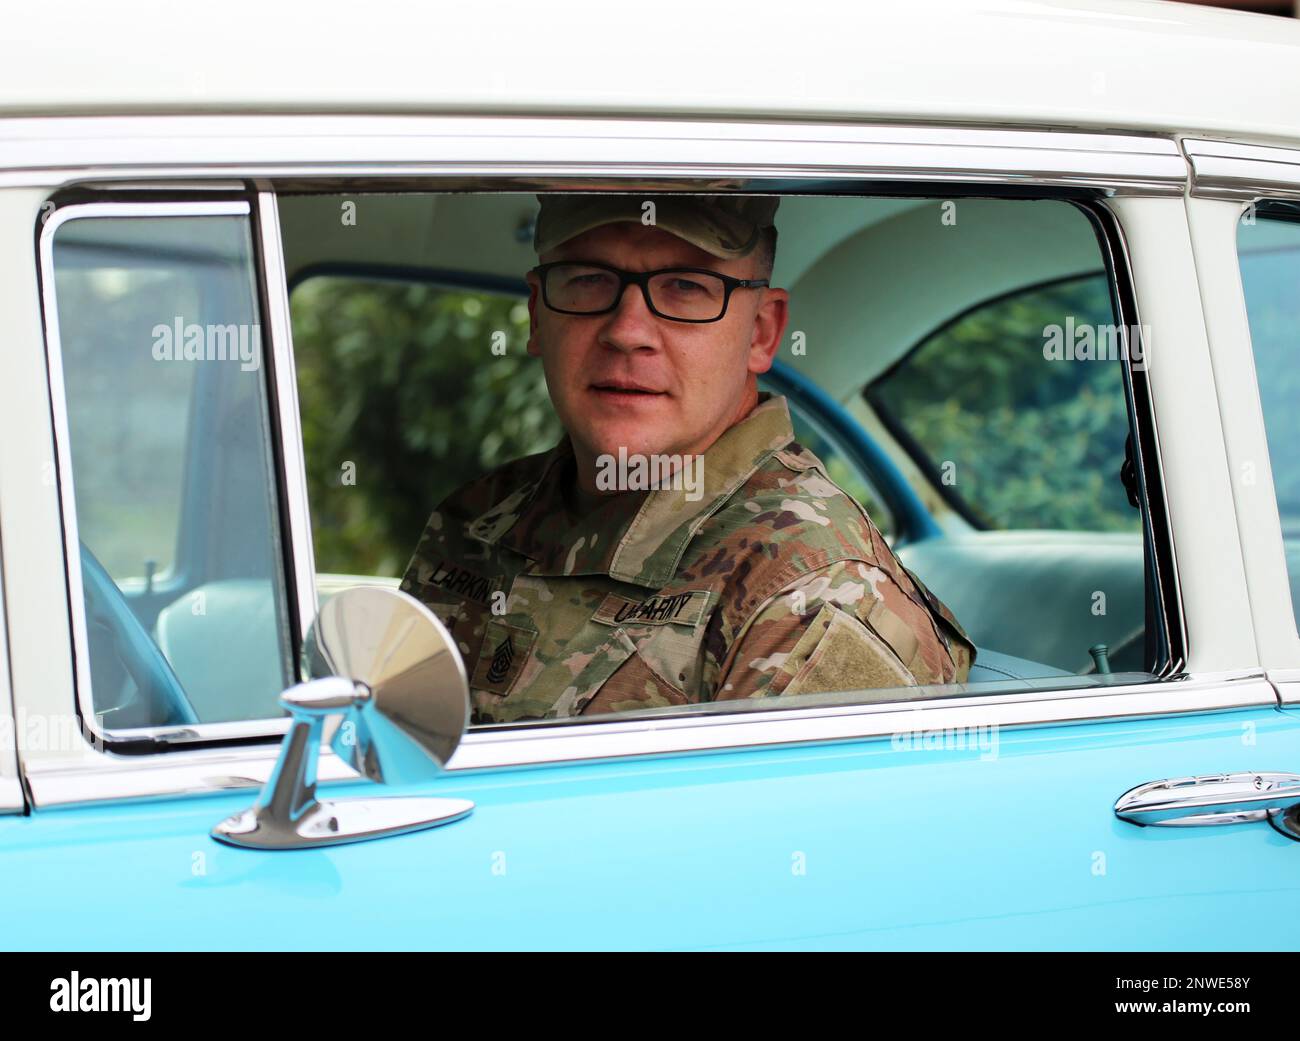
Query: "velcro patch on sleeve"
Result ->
[[593, 590, 713, 629], [783, 604, 917, 698]]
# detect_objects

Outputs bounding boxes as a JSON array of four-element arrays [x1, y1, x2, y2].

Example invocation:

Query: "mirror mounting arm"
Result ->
[[256, 677, 363, 830]]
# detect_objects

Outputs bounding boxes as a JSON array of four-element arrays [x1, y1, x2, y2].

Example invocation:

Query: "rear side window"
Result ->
[[47, 208, 294, 731], [866, 274, 1138, 533], [1238, 205, 1300, 629]]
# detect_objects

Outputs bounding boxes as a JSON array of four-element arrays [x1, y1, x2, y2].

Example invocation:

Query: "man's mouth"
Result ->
[[588, 379, 668, 398]]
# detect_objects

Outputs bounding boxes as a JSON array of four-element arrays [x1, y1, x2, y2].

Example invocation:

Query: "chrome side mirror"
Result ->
[[212, 586, 472, 850]]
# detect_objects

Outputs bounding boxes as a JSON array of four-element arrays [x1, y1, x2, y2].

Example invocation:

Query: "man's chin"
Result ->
[[584, 427, 683, 463]]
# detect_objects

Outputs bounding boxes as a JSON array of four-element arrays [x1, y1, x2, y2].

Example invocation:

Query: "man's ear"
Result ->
[[525, 274, 542, 357], [746, 287, 790, 375]]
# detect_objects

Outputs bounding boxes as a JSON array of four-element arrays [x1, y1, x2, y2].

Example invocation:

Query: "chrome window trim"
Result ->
[[24, 670, 1275, 809], [36, 200, 301, 748], [257, 190, 318, 652], [0, 115, 1188, 195], [1186, 138, 1300, 200]]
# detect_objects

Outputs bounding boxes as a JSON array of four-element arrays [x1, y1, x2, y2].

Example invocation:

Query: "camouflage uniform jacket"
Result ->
[[400, 394, 974, 723]]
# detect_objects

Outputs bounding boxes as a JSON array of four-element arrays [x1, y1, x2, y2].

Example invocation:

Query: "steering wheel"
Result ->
[[79, 542, 198, 727]]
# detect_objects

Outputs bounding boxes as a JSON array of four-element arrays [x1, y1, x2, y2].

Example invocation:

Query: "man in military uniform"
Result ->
[[400, 193, 974, 723]]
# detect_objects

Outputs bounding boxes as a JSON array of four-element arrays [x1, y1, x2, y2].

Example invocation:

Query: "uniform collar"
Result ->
[[471, 394, 796, 588]]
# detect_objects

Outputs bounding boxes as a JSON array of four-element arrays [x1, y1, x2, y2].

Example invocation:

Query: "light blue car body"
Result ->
[[4, 705, 1298, 950]]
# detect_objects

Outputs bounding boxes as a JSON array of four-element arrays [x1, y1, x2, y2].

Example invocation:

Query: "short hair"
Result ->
[[752, 225, 778, 278]]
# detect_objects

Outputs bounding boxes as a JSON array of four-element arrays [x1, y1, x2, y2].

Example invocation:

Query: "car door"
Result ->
[[3, 116, 1300, 951]]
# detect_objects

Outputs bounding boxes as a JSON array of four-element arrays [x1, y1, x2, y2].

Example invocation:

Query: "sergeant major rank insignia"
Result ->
[[485, 635, 514, 685], [471, 620, 536, 696]]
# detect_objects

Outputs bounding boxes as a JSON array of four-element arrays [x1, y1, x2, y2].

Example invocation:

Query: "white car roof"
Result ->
[[4, 0, 1300, 144]]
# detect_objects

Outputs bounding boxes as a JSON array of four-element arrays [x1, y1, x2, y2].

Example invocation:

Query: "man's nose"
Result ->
[[597, 281, 661, 352]]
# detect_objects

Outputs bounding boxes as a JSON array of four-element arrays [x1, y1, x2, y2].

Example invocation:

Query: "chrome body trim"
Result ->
[[1186, 138, 1300, 200], [26, 671, 1276, 809], [450, 672, 1273, 771], [0, 116, 1187, 194], [107, 717, 293, 744], [1266, 671, 1300, 710]]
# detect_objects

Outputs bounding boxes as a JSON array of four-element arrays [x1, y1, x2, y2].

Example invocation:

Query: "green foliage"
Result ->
[[291, 278, 560, 576], [869, 275, 1140, 532]]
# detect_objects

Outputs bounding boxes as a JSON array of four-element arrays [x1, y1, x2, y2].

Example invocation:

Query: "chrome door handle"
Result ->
[[1115, 771, 1300, 835]]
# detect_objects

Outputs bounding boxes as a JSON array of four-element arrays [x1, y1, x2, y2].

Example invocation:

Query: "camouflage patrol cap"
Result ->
[[534, 194, 780, 259]]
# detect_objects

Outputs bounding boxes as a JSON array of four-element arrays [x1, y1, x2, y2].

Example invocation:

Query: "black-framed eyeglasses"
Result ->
[[531, 261, 769, 324]]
